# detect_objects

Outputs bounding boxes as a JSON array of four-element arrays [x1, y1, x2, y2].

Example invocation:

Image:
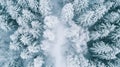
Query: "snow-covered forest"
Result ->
[[0, 0, 120, 67]]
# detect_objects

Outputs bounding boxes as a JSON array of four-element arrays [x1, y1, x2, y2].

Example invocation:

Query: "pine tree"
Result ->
[[61, 3, 74, 22], [39, 0, 53, 16], [89, 41, 120, 60]]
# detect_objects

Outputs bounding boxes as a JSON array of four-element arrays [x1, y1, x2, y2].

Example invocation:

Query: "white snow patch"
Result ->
[[52, 22, 67, 67], [48, 17, 67, 67]]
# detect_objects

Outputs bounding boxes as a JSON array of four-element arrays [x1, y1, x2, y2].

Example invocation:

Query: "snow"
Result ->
[[43, 15, 67, 67], [61, 3, 74, 22], [34, 56, 44, 67], [50, 20, 67, 67]]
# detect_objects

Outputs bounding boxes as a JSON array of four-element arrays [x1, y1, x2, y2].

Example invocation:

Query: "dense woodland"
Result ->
[[0, 0, 120, 67]]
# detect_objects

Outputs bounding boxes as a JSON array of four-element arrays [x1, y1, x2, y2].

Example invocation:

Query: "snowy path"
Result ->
[[51, 21, 67, 67], [44, 0, 67, 66]]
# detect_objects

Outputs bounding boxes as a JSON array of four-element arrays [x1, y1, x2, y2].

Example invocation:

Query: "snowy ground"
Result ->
[[50, 20, 67, 67]]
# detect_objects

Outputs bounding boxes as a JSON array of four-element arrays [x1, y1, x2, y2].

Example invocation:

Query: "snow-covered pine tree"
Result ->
[[88, 1, 120, 66], [7, 0, 45, 66], [75, 1, 114, 28], [73, 0, 89, 17], [39, 0, 53, 16], [61, 3, 74, 23], [89, 41, 120, 60], [10, 11, 45, 67], [88, 10, 120, 44]]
